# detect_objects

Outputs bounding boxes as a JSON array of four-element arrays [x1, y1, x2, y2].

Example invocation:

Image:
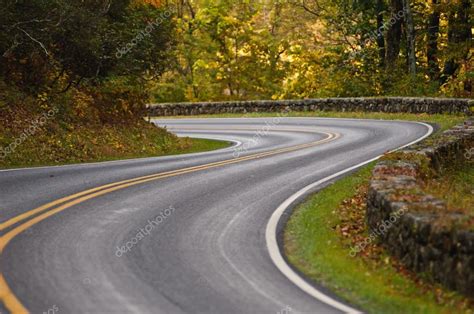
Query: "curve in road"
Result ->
[[0, 118, 432, 313]]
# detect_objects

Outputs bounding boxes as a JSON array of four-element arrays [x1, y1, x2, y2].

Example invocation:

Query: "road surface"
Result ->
[[0, 117, 432, 313]]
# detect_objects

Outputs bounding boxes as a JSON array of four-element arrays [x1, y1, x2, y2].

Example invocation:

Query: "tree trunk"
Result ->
[[427, 0, 440, 80], [441, 9, 458, 83], [376, 0, 386, 67], [441, 0, 471, 85], [459, 0, 472, 93], [402, 0, 416, 75], [385, 0, 404, 69]]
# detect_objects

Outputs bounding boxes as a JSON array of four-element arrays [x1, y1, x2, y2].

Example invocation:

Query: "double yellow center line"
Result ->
[[0, 130, 339, 313]]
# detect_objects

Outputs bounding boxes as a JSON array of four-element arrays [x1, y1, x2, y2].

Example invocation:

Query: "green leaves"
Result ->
[[1, 0, 174, 95], [152, 0, 472, 100]]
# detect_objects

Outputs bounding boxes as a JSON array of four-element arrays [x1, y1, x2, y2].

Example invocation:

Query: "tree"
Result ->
[[402, 0, 416, 75], [1, 0, 174, 97], [441, 0, 472, 88], [385, 0, 404, 69], [427, 0, 440, 80], [376, 0, 386, 67], [152, 0, 472, 100]]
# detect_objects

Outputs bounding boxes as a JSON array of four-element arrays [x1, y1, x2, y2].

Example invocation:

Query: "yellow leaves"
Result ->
[[37, 92, 48, 102], [138, 0, 162, 8], [193, 59, 208, 70]]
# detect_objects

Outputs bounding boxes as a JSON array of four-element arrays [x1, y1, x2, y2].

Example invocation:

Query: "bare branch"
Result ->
[[288, 0, 323, 17], [17, 27, 50, 56]]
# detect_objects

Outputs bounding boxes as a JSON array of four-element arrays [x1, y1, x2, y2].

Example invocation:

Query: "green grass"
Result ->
[[0, 120, 231, 169], [422, 162, 474, 215], [173, 137, 231, 155], [284, 165, 472, 313], [152, 111, 467, 131]]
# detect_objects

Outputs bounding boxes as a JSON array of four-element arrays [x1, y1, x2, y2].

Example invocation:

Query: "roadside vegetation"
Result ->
[[153, 0, 472, 101], [284, 164, 473, 314], [380, 124, 473, 229], [0, 101, 229, 169], [0, 112, 229, 168], [283, 115, 473, 313], [0, 1, 230, 169], [422, 162, 474, 216]]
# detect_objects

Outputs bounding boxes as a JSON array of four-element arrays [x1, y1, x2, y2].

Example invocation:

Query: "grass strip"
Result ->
[[284, 165, 472, 313], [422, 163, 474, 216]]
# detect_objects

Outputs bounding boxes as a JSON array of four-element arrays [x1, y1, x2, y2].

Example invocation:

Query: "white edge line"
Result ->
[[265, 121, 434, 314]]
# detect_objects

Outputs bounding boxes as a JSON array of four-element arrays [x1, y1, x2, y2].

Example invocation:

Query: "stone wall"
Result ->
[[148, 97, 473, 116], [367, 120, 474, 297]]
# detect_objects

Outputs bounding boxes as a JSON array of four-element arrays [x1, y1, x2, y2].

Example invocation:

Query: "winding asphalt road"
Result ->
[[0, 117, 432, 314]]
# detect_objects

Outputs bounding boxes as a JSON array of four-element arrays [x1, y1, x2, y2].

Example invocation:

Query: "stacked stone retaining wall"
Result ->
[[148, 98, 473, 116], [367, 120, 474, 296]]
